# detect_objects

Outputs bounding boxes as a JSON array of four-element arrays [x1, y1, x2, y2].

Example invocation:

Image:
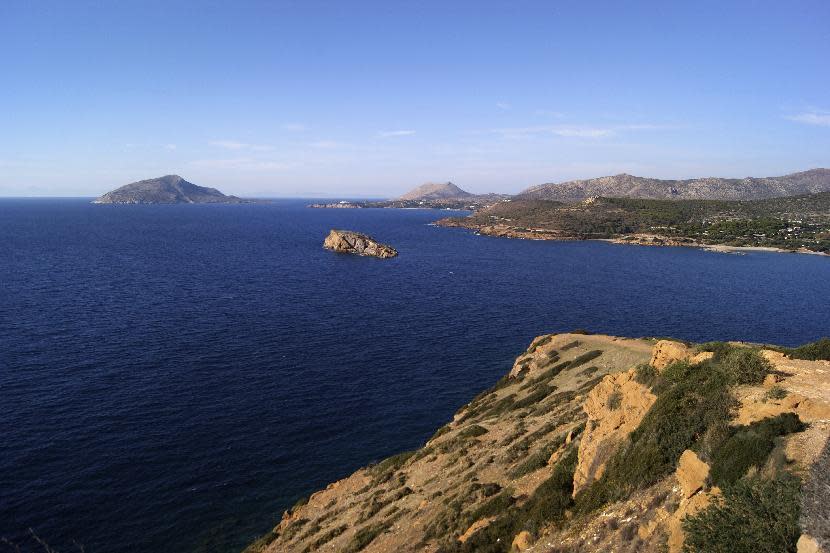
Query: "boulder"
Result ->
[[650, 340, 712, 370], [676, 450, 709, 499], [511, 530, 533, 551]]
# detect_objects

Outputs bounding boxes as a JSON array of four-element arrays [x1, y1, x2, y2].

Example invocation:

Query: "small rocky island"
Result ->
[[93, 174, 246, 204], [323, 230, 397, 258]]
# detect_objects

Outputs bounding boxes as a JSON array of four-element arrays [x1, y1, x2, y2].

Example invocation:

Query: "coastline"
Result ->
[[436, 219, 828, 257]]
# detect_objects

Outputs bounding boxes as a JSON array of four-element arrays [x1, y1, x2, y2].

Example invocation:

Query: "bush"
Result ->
[[633, 363, 659, 387], [456, 424, 489, 439], [570, 350, 603, 367], [607, 390, 622, 410], [787, 337, 830, 361], [710, 413, 806, 487], [720, 348, 771, 385], [342, 522, 390, 553], [682, 473, 801, 553], [764, 385, 787, 401]]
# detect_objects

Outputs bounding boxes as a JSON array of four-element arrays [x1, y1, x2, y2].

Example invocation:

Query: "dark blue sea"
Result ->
[[2, 198, 829, 553]]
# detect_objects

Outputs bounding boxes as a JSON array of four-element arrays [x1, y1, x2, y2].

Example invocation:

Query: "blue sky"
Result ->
[[1, 0, 828, 197]]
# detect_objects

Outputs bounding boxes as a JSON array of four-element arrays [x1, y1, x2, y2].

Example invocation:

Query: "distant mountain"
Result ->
[[93, 175, 245, 204], [518, 168, 830, 202], [397, 181, 473, 201]]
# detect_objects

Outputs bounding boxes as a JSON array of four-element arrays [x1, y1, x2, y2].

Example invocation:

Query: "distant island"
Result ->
[[93, 175, 248, 204], [309, 181, 510, 210]]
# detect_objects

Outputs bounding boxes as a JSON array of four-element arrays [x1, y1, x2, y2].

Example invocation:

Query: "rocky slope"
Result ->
[[323, 230, 398, 258], [519, 169, 830, 202], [245, 334, 830, 553], [93, 175, 245, 204]]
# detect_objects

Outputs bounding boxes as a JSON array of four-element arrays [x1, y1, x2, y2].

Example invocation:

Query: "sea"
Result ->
[[1, 198, 829, 552]]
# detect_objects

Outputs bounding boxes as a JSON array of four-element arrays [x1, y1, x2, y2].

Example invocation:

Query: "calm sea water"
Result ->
[[1, 198, 829, 552]]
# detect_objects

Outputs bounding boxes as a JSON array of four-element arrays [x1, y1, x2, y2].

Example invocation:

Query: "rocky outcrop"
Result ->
[[323, 229, 398, 258], [649, 340, 713, 370], [573, 369, 657, 496]]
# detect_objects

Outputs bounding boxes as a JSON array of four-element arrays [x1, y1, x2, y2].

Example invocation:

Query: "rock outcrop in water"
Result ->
[[245, 333, 830, 553], [93, 175, 245, 204], [323, 229, 398, 258]]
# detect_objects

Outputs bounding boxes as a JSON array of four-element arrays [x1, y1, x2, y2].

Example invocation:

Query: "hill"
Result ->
[[93, 175, 245, 204], [518, 168, 830, 202], [437, 193, 830, 253], [397, 182, 473, 201], [245, 334, 830, 553]]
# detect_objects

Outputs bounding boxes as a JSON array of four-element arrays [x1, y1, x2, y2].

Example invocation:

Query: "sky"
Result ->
[[1, 0, 829, 197]]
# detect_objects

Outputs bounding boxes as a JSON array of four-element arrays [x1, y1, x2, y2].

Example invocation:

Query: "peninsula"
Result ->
[[93, 175, 246, 204], [246, 333, 830, 553]]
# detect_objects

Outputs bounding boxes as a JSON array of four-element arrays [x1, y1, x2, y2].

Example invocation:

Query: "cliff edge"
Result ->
[[246, 335, 830, 553]]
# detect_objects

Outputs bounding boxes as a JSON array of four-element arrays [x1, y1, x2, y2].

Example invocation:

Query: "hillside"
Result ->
[[397, 182, 473, 201], [519, 169, 830, 202], [437, 193, 830, 253], [246, 333, 830, 553], [93, 175, 245, 204]]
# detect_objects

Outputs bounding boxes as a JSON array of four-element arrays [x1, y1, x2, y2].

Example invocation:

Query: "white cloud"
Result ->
[[535, 109, 565, 117], [786, 109, 830, 127], [164, 144, 177, 150], [308, 140, 345, 149], [282, 123, 307, 131], [378, 130, 416, 138], [490, 123, 672, 139], [188, 158, 288, 171], [551, 127, 614, 138], [496, 102, 512, 111], [209, 140, 273, 151]]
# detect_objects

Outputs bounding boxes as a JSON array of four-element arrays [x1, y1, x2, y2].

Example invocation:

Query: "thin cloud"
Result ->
[[378, 130, 416, 138], [281, 123, 307, 131], [309, 140, 345, 149], [496, 102, 512, 111], [164, 144, 177, 150], [491, 123, 673, 139], [786, 109, 830, 127], [188, 158, 288, 171], [209, 140, 274, 151]]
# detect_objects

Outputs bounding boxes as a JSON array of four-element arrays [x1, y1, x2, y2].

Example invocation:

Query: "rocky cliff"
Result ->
[[323, 230, 398, 258], [93, 175, 245, 204], [246, 334, 830, 553]]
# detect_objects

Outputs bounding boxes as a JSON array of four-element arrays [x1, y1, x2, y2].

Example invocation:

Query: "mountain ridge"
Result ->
[[518, 168, 830, 202]]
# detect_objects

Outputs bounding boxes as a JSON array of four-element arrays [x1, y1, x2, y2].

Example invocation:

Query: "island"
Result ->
[[245, 333, 830, 553], [323, 230, 398, 258], [309, 181, 509, 210], [93, 174, 247, 204]]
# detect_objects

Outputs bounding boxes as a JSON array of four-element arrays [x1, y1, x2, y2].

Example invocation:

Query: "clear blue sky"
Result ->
[[1, 0, 828, 197]]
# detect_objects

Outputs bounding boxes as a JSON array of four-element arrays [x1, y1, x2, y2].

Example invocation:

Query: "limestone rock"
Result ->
[[650, 340, 693, 370], [797, 534, 822, 553], [458, 518, 492, 543], [511, 530, 532, 551], [573, 369, 657, 495], [323, 229, 397, 258], [676, 450, 709, 499]]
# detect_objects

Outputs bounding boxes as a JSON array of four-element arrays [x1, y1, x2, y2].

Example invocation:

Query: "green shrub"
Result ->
[[764, 385, 787, 401], [607, 390, 622, 410], [787, 337, 830, 361], [513, 384, 554, 409], [720, 348, 771, 385], [569, 350, 603, 368], [456, 424, 489, 439], [370, 450, 416, 483], [682, 473, 801, 553], [710, 413, 805, 487], [342, 522, 391, 553], [633, 363, 659, 387], [509, 437, 566, 479], [695, 341, 733, 360]]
